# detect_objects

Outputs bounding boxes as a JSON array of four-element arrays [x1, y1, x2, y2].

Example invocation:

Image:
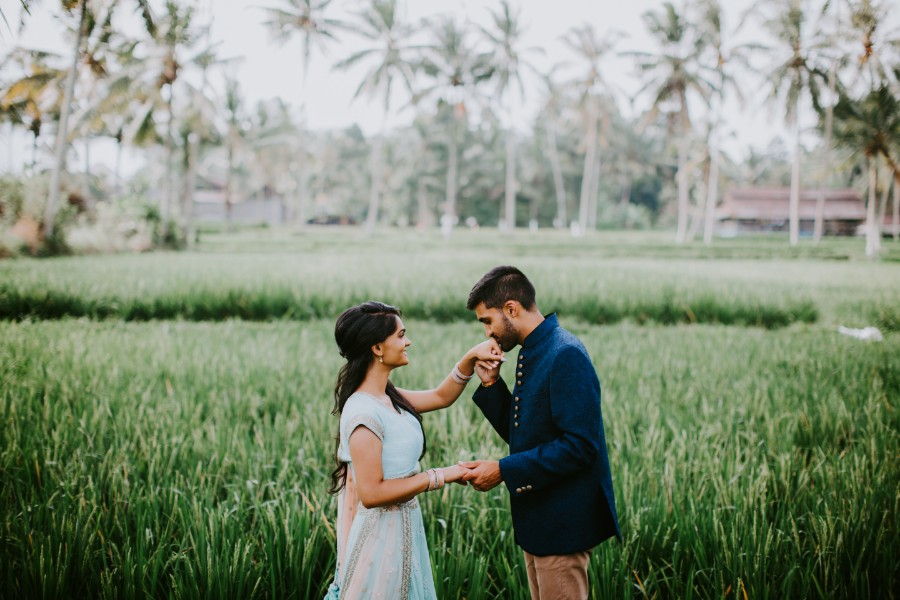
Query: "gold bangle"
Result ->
[[481, 379, 497, 388]]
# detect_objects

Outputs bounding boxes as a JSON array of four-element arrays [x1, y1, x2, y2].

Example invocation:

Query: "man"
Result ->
[[459, 265, 620, 600]]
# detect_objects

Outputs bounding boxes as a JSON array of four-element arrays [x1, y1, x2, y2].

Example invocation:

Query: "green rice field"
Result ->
[[1, 229, 898, 598]]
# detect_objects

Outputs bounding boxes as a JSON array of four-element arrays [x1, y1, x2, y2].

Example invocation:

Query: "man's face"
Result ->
[[474, 303, 520, 352]]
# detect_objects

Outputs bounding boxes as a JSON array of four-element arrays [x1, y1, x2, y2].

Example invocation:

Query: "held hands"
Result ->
[[463, 339, 504, 385], [463, 339, 504, 372], [457, 460, 503, 492], [441, 464, 474, 486], [431, 462, 502, 492]]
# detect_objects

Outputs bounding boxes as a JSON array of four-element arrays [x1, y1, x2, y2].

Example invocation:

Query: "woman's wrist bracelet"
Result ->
[[451, 362, 474, 385]]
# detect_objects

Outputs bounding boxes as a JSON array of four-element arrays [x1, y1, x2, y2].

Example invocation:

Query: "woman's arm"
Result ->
[[348, 427, 470, 508], [398, 339, 504, 414]]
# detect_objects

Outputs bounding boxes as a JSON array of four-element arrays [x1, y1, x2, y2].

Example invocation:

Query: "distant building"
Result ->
[[191, 176, 287, 227], [716, 187, 865, 237]]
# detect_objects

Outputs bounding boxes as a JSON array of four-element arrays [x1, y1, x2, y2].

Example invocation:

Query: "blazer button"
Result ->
[[514, 422, 519, 427], [517, 381, 522, 386], [516, 487, 523, 493], [514, 397, 520, 401], [517, 372, 523, 377], [526, 485, 533, 490], [514, 405, 519, 411]]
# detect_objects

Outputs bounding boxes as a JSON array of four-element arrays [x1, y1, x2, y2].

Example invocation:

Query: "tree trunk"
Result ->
[[814, 62, 837, 243], [417, 176, 431, 231], [45, 0, 88, 239], [686, 158, 706, 243], [365, 131, 384, 232], [295, 49, 310, 231], [442, 125, 458, 238], [675, 135, 689, 243], [8, 122, 16, 172], [31, 133, 38, 173], [812, 188, 827, 241], [84, 138, 95, 216], [878, 169, 890, 234], [894, 173, 899, 241], [226, 137, 235, 232], [295, 155, 309, 230], [183, 132, 199, 247], [704, 138, 719, 245], [865, 158, 880, 257], [114, 140, 123, 197], [588, 150, 601, 230], [789, 100, 801, 246], [882, 152, 900, 240], [545, 122, 567, 229], [503, 130, 516, 231], [162, 84, 175, 240], [577, 97, 598, 236], [620, 178, 633, 229]]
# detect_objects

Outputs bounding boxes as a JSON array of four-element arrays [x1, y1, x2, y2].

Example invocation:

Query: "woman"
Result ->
[[324, 301, 502, 599]]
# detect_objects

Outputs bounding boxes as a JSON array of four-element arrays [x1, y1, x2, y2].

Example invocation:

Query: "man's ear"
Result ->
[[504, 300, 519, 318]]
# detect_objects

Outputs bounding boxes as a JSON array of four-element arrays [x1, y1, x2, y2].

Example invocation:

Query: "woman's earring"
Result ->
[[378, 356, 383, 363]]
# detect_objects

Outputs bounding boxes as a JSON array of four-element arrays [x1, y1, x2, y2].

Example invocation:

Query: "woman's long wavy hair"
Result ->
[[328, 301, 426, 494]]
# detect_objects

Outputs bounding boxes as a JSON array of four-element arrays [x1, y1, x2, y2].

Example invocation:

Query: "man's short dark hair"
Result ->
[[466, 265, 536, 311]]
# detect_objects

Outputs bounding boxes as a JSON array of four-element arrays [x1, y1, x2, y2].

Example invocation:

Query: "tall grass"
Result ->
[[2, 319, 897, 598], [5, 228, 899, 328]]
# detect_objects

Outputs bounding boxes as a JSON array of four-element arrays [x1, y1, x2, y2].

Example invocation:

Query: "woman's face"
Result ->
[[379, 317, 411, 367]]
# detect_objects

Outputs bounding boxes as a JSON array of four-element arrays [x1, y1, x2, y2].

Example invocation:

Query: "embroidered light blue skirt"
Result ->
[[324, 497, 437, 599]]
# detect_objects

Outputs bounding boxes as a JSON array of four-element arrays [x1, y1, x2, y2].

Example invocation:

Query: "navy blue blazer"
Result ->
[[472, 314, 620, 556]]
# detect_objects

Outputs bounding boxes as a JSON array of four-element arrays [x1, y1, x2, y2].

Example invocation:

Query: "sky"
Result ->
[[2, 0, 894, 176]]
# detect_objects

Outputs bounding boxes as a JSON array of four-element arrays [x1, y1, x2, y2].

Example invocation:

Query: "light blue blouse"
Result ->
[[338, 391, 424, 479]]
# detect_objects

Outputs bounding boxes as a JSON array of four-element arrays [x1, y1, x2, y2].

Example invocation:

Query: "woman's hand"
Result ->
[[441, 464, 473, 486], [461, 339, 504, 375]]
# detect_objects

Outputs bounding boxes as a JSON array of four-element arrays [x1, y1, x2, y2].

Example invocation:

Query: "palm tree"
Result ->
[[43, 0, 155, 240], [695, 0, 756, 245], [109, 1, 205, 235], [536, 73, 569, 230], [1, 1, 35, 34], [480, 0, 541, 231], [253, 100, 310, 228], [835, 0, 900, 250], [259, 0, 342, 227], [407, 113, 441, 230], [179, 48, 222, 245], [758, 0, 829, 246], [416, 15, 491, 236], [222, 76, 248, 231], [259, 0, 341, 110], [562, 24, 621, 235], [334, 0, 416, 231], [831, 84, 900, 256], [844, 0, 898, 91], [1, 48, 65, 173], [630, 1, 713, 244]]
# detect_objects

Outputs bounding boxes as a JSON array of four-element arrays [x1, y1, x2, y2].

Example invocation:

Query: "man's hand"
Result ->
[[474, 358, 501, 385], [458, 460, 503, 492]]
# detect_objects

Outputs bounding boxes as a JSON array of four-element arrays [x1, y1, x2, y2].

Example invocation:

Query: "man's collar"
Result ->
[[521, 313, 558, 349]]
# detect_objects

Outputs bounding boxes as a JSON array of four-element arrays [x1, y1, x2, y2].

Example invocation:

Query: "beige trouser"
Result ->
[[523, 548, 592, 600]]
